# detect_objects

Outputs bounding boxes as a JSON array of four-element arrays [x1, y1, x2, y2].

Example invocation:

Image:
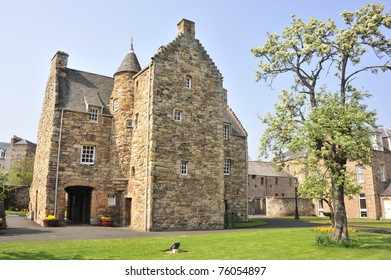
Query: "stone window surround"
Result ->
[[88, 106, 100, 122], [173, 109, 183, 122], [224, 159, 231, 176], [379, 163, 386, 182], [113, 99, 119, 111], [180, 160, 188, 175], [223, 123, 230, 140], [185, 75, 192, 89], [80, 145, 96, 165]]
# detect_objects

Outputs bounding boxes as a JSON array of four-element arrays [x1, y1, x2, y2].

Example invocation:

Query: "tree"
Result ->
[[251, 3, 391, 242], [0, 172, 9, 202], [7, 153, 35, 187]]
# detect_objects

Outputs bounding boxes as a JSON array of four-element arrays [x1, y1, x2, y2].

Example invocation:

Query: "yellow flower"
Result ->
[[44, 215, 57, 221], [100, 216, 112, 221]]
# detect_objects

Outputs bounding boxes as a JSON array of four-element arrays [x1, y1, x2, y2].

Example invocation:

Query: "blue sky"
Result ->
[[1, 0, 390, 160]]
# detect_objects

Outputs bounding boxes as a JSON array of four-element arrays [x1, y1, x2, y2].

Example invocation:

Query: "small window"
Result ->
[[261, 177, 264, 185], [356, 165, 364, 183], [89, 107, 99, 122], [180, 161, 188, 175], [174, 109, 182, 122], [126, 119, 133, 128], [251, 175, 256, 179], [108, 195, 116, 206], [275, 193, 278, 197], [224, 159, 231, 175], [135, 113, 139, 128], [185, 76, 192, 89], [81, 145, 95, 165], [113, 99, 119, 111], [380, 164, 386, 182], [16, 154, 21, 161], [275, 178, 279, 185], [223, 124, 230, 140]]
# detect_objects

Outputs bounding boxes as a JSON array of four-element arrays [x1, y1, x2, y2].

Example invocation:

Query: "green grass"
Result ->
[[235, 219, 267, 228], [1, 228, 390, 260], [5, 210, 28, 217]]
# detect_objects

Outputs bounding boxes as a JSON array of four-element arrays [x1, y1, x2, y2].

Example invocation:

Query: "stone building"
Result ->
[[247, 161, 311, 216], [284, 126, 391, 220], [30, 19, 248, 231], [0, 136, 36, 172]]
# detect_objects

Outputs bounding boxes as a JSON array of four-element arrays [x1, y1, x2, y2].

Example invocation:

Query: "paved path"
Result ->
[[2, 214, 388, 242]]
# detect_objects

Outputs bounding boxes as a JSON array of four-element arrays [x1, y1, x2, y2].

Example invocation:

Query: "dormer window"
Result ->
[[185, 76, 192, 89], [89, 106, 100, 122]]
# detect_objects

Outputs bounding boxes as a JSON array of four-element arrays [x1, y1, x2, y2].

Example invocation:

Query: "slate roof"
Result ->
[[115, 44, 141, 75], [224, 106, 247, 138], [381, 180, 391, 197], [248, 161, 293, 177], [57, 69, 114, 115]]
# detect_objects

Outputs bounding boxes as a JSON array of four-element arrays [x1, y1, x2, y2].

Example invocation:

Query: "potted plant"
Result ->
[[99, 216, 114, 227], [43, 215, 59, 227]]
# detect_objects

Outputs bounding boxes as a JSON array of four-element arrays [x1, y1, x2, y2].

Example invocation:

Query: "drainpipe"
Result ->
[[144, 64, 152, 231], [54, 109, 64, 217]]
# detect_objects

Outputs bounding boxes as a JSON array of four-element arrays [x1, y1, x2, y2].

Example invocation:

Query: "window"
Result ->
[[251, 175, 256, 179], [180, 161, 188, 175], [108, 195, 116, 206], [16, 154, 21, 161], [89, 107, 99, 122], [223, 124, 230, 140], [224, 159, 231, 175], [113, 99, 119, 111], [356, 165, 364, 183], [359, 193, 367, 218], [185, 76, 192, 89], [126, 119, 133, 128], [275, 177, 279, 185], [380, 164, 386, 182], [135, 113, 139, 128], [261, 177, 264, 185], [174, 109, 182, 122], [81, 145, 95, 164]]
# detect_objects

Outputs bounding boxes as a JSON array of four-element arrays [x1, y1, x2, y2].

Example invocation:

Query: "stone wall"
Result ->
[[148, 20, 227, 230], [266, 196, 315, 217]]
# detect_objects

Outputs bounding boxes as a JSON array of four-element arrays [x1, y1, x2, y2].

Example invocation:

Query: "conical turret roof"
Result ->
[[115, 42, 141, 76]]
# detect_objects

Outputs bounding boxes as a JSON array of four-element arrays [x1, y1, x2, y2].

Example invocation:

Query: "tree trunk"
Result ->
[[332, 184, 349, 242]]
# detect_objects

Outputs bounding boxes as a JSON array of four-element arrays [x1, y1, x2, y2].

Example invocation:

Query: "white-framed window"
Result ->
[[81, 145, 95, 165], [224, 159, 231, 175], [180, 160, 188, 175], [356, 165, 364, 183], [380, 163, 386, 182], [359, 193, 367, 218], [89, 107, 100, 122], [185, 76, 192, 89], [113, 99, 119, 111], [108, 195, 116, 206], [223, 124, 230, 140], [174, 109, 182, 122]]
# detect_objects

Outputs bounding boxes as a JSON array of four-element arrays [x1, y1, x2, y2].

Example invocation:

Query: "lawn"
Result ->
[[1, 227, 390, 260]]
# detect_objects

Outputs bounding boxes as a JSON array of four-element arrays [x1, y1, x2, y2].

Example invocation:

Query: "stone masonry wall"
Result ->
[[30, 53, 67, 224], [148, 23, 226, 230], [224, 131, 248, 222], [266, 196, 315, 217]]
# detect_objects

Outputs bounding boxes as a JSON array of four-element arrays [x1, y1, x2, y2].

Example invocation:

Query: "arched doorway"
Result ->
[[65, 186, 92, 224]]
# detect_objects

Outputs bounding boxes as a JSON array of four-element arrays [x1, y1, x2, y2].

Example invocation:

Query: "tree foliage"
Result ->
[[251, 3, 391, 242], [7, 153, 35, 187]]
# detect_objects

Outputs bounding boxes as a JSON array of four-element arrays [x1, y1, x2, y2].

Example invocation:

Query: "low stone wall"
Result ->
[[0, 201, 6, 229], [266, 196, 315, 217]]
